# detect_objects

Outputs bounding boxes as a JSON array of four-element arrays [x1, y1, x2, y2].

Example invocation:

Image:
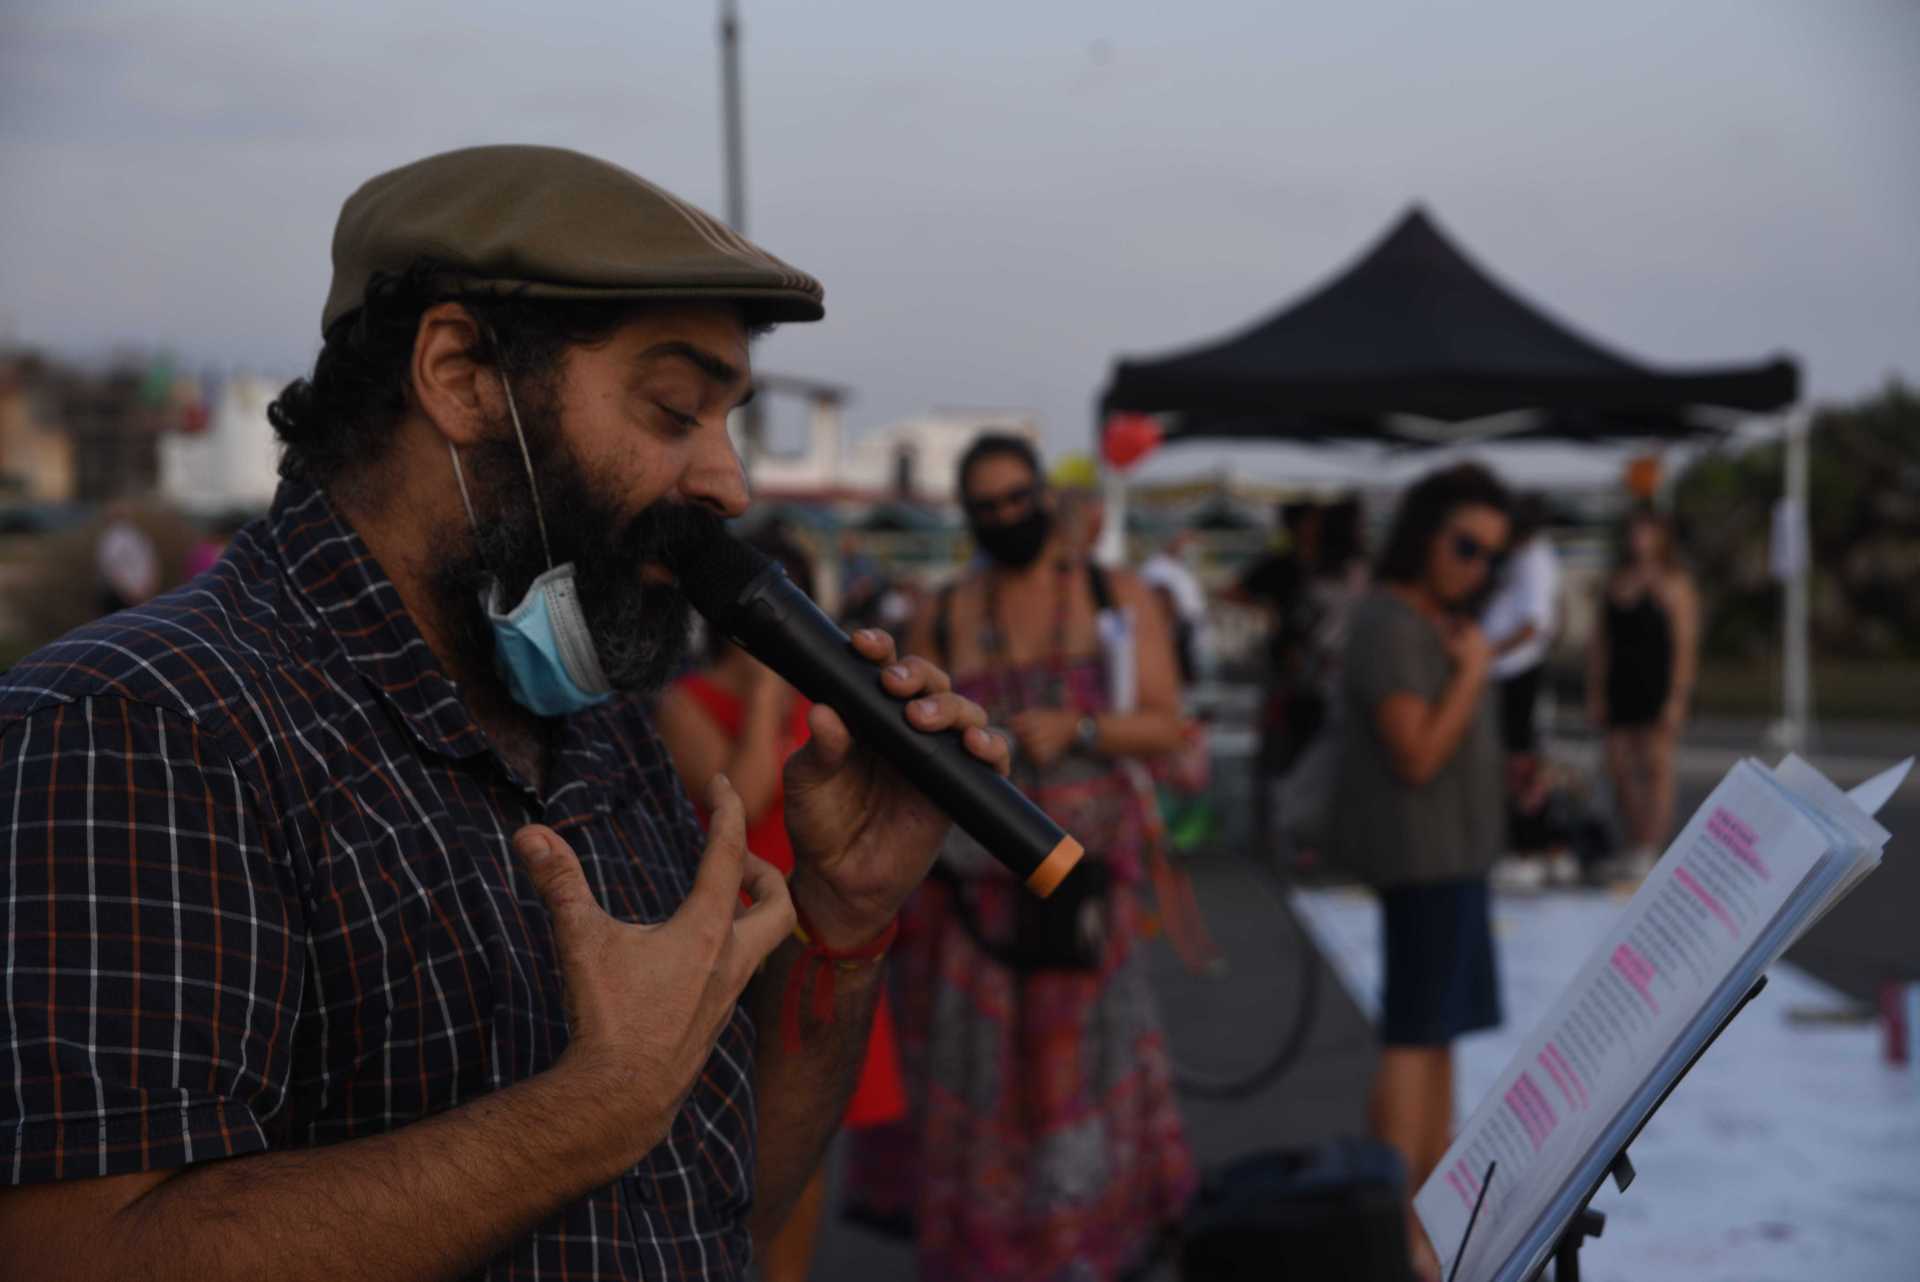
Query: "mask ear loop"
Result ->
[[445, 325, 552, 577], [492, 351, 555, 573], [445, 439, 512, 617], [447, 442, 481, 534]]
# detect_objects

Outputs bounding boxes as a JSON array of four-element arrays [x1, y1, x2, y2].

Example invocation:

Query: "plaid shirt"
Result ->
[[0, 479, 758, 1279]]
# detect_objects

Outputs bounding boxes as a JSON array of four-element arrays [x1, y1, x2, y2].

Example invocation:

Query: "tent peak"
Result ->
[[1377, 203, 1451, 246], [1100, 204, 1800, 427]]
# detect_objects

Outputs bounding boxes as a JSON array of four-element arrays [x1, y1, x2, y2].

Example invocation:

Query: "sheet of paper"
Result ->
[[1761, 756, 1888, 943], [1417, 760, 1842, 1282], [1773, 753, 1890, 850], [1842, 756, 1911, 818]]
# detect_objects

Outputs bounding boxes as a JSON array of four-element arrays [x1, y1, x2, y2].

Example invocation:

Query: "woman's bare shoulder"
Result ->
[[1658, 567, 1698, 607]]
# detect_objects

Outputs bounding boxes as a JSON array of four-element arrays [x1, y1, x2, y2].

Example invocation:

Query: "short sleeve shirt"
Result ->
[[0, 479, 758, 1280], [1331, 590, 1502, 887], [1480, 537, 1560, 680]]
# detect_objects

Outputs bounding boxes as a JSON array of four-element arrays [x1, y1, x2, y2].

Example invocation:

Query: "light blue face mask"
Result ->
[[446, 374, 613, 718]]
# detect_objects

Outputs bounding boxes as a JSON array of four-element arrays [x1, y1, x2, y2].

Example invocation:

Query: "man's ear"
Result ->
[[410, 303, 501, 449]]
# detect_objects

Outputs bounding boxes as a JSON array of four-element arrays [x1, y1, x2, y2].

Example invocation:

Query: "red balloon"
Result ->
[[1101, 413, 1163, 471]]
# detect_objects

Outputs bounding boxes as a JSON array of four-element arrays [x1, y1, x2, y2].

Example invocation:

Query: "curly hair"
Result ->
[[1374, 461, 1512, 585], [268, 259, 667, 487]]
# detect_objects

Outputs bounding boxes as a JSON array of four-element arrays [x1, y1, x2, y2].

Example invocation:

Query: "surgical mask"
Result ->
[[447, 374, 613, 717], [971, 507, 1053, 568]]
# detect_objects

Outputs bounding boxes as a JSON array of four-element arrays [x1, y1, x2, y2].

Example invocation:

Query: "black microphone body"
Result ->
[[678, 543, 1083, 897]]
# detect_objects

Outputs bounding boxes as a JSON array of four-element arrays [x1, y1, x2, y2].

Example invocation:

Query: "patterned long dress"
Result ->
[[845, 652, 1196, 1282]]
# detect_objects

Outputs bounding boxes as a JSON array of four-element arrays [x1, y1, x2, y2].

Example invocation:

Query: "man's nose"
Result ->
[[680, 419, 750, 519]]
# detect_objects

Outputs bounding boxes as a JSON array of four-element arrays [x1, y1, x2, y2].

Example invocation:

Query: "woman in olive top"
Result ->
[[1332, 463, 1511, 1281]]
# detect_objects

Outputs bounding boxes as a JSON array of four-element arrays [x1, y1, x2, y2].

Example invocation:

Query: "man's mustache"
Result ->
[[601, 499, 730, 586]]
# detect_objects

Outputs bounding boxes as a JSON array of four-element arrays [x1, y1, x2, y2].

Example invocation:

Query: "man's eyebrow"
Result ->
[[640, 340, 755, 409], [643, 341, 745, 392]]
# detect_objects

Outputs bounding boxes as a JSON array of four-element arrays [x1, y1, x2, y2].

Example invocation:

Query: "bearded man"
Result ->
[[0, 145, 1008, 1281]]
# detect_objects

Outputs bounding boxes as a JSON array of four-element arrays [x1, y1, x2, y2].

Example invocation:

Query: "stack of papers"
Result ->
[[1418, 755, 1910, 1282]]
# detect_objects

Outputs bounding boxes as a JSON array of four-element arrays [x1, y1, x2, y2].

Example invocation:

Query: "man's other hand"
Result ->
[[511, 775, 794, 1139]]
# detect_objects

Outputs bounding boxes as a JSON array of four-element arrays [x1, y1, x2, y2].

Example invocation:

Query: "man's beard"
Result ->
[[430, 384, 726, 699]]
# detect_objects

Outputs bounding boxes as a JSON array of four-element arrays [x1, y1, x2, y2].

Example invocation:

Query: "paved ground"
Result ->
[[810, 716, 1918, 1279]]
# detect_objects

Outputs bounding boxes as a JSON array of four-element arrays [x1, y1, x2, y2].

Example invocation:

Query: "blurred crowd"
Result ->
[[640, 433, 1698, 1281], [0, 428, 1702, 1282]]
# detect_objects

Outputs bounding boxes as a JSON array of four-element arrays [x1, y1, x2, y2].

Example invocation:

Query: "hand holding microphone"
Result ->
[[671, 532, 1085, 944]]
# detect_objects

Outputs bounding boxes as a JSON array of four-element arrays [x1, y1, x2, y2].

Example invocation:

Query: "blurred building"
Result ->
[[743, 389, 1041, 507], [158, 374, 283, 514], [735, 373, 849, 496], [845, 410, 1040, 504], [67, 370, 163, 502], [0, 352, 162, 503], [0, 353, 76, 501]]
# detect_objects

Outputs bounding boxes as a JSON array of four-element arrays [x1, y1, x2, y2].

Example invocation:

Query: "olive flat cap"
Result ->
[[321, 144, 824, 334]]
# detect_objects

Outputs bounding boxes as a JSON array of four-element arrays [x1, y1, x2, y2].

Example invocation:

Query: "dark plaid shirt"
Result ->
[[0, 479, 758, 1279]]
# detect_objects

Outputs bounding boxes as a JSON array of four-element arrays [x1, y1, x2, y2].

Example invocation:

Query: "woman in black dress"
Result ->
[[1586, 507, 1699, 878]]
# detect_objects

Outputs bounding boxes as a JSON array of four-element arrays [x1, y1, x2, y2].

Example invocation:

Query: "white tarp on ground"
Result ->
[[1293, 886, 1920, 1282]]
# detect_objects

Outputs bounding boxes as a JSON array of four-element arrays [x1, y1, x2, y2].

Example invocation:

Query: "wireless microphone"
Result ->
[[672, 533, 1084, 897]]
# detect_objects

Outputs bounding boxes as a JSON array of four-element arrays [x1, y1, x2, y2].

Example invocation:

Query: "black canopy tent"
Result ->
[[1094, 205, 1815, 748], [1099, 207, 1799, 447]]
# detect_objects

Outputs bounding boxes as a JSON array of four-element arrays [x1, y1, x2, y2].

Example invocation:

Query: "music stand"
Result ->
[[1448, 975, 1771, 1282]]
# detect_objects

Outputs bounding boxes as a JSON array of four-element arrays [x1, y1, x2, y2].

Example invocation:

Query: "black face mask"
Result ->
[[971, 507, 1053, 568]]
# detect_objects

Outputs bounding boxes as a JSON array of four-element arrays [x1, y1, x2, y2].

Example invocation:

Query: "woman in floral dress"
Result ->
[[846, 434, 1195, 1281]]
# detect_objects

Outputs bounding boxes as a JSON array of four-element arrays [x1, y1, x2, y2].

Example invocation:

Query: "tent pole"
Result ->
[[1781, 409, 1812, 753], [1096, 466, 1128, 568]]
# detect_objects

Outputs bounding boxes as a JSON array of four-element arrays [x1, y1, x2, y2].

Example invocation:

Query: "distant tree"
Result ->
[[1673, 381, 1920, 660]]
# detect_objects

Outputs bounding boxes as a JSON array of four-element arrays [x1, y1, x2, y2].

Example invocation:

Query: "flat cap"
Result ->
[[321, 144, 823, 334]]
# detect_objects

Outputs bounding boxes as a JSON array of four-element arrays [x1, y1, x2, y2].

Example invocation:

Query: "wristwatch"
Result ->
[[1074, 714, 1100, 753]]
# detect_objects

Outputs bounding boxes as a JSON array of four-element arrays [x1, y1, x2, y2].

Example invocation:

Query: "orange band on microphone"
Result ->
[[1024, 835, 1085, 899]]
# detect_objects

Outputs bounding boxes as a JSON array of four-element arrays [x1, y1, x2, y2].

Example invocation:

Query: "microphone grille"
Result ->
[[670, 529, 774, 623]]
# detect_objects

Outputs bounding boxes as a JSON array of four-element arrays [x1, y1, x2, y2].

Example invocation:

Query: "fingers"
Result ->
[[878, 653, 953, 699], [964, 724, 1014, 776], [512, 824, 603, 945], [849, 628, 897, 667], [904, 690, 988, 734], [683, 774, 749, 919], [792, 703, 854, 777], [730, 853, 797, 969]]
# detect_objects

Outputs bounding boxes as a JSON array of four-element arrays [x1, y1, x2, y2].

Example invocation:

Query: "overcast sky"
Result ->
[[2, 0, 1915, 478]]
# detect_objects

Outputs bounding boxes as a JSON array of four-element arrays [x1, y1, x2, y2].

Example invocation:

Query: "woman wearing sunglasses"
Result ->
[[1330, 461, 1512, 1281]]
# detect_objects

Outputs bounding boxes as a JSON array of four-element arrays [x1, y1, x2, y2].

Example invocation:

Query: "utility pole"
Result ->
[[718, 0, 747, 235], [717, 0, 763, 474]]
